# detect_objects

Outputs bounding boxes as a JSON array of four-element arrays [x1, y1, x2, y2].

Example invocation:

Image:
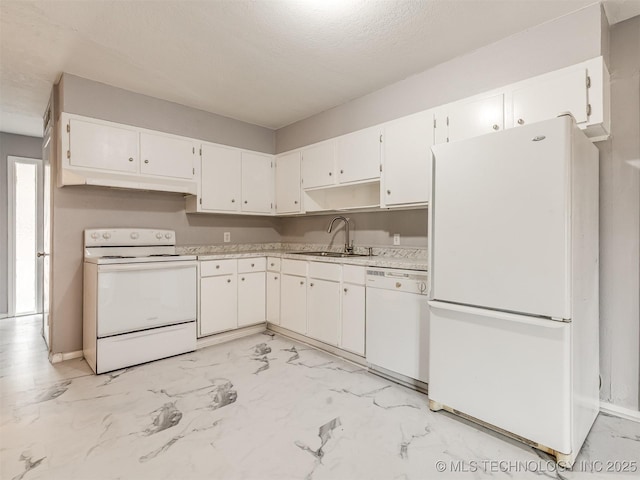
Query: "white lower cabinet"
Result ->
[[307, 278, 340, 346], [200, 274, 238, 336], [280, 274, 308, 334], [238, 272, 266, 327], [266, 272, 281, 324], [340, 283, 365, 356]]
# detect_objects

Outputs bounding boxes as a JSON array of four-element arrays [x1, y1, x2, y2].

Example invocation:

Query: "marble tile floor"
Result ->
[[1, 317, 639, 480]]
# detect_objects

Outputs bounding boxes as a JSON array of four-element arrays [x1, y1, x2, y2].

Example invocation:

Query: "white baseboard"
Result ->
[[196, 323, 266, 350], [49, 350, 84, 364], [600, 401, 640, 422]]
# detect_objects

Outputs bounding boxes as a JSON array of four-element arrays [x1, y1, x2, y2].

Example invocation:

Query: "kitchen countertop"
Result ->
[[177, 243, 428, 271]]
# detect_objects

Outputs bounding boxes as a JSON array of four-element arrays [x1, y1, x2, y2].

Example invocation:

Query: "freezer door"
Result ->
[[428, 301, 571, 454], [430, 117, 571, 319]]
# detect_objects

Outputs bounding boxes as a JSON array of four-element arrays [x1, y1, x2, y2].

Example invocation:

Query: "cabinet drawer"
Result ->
[[267, 257, 281, 271], [343, 265, 366, 285], [200, 259, 237, 277], [282, 259, 308, 276], [238, 257, 266, 273], [308, 261, 341, 282]]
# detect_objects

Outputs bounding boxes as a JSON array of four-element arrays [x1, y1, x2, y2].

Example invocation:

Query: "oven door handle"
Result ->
[[97, 261, 197, 273]]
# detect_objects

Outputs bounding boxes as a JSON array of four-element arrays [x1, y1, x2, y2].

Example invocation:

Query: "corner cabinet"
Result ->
[[58, 113, 197, 194]]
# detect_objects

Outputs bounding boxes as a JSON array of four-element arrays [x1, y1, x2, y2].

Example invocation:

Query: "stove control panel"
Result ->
[[84, 229, 176, 247]]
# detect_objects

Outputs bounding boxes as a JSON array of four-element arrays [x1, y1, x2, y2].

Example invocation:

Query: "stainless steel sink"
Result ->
[[289, 251, 371, 258]]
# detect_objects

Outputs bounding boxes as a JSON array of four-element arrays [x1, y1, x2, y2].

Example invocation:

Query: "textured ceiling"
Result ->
[[1, 0, 638, 137]]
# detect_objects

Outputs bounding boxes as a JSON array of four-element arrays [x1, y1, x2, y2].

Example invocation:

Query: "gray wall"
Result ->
[[49, 76, 279, 354], [60, 74, 275, 154], [276, 3, 605, 152], [0, 133, 43, 316], [598, 15, 640, 411]]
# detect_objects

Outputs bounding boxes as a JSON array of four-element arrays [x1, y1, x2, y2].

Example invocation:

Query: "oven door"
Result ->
[[97, 261, 197, 337]]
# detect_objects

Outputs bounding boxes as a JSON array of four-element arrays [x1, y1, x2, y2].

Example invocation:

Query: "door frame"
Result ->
[[6, 155, 44, 318]]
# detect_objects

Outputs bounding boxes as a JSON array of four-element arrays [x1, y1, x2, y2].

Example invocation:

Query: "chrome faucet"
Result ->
[[327, 216, 353, 254]]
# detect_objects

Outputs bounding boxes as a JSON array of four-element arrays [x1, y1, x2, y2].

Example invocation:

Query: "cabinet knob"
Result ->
[[340, 169, 344, 174], [294, 200, 298, 204], [241, 277, 245, 281], [329, 172, 332, 176], [309, 282, 314, 287], [300, 281, 304, 285], [128, 157, 134, 162], [270, 263, 274, 266], [244, 200, 248, 204], [274, 276, 278, 280], [227, 279, 231, 283], [517, 118, 525, 125], [387, 189, 391, 195], [216, 265, 220, 269], [231, 199, 235, 203], [251, 263, 255, 267], [344, 288, 348, 293], [492, 124, 499, 131], [144, 159, 149, 164]]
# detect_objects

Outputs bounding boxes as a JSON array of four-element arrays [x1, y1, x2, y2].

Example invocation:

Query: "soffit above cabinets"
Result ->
[[3, 0, 629, 137]]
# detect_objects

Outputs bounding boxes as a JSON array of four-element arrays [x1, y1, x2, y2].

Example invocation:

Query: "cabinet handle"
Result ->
[[251, 263, 255, 267], [309, 282, 314, 287], [216, 265, 220, 269], [128, 157, 134, 162], [294, 200, 298, 204], [270, 262, 274, 266], [231, 199, 235, 203], [492, 124, 499, 131], [227, 279, 231, 283], [387, 189, 391, 195], [244, 200, 248, 204], [144, 159, 149, 164], [340, 169, 344, 174], [329, 172, 332, 176], [517, 118, 525, 125], [344, 288, 348, 293], [241, 277, 245, 281], [274, 276, 278, 280], [300, 281, 304, 285]]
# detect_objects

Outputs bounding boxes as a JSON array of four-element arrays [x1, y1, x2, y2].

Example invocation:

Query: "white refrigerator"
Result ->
[[428, 115, 600, 467]]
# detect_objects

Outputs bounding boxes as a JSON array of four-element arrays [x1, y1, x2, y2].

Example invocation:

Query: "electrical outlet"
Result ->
[[224, 232, 231, 243], [393, 233, 400, 246]]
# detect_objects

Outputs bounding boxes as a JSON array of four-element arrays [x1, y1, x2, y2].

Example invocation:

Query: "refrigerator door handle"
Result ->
[[428, 301, 566, 328]]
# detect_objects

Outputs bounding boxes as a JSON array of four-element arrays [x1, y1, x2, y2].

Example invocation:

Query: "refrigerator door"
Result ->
[[430, 117, 571, 319], [428, 301, 571, 454]]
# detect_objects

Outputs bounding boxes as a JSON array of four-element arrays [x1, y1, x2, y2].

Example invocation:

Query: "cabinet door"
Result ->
[[68, 118, 138, 173], [275, 152, 301, 213], [301, 141, 335, 189], [448, 94, 504, 143], [340, 283, 365, 356], [512, 68, 588, 127], [140, 132, 195, 179], [241, 152, 273, 214], [335, 127, 381, 184], [201, 144, 241, 212], [280, 274, 307, 334], [200, 275, 237, 336], [383, 110, 433, 206], [266, 272, 281, 324], [238, 272, 266, 327], [307, 279, 340, 346]]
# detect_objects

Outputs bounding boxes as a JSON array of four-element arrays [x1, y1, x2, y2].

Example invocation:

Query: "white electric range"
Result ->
[[83, 228, 197, 374]]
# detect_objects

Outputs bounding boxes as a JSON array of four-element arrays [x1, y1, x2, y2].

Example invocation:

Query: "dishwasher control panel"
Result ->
[[366, 268, 428, 295]]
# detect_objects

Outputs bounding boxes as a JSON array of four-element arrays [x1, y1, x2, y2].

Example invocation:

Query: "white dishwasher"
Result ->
[[365, 267, 429, 387]]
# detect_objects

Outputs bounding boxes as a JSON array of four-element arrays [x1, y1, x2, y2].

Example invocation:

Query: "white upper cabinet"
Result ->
[[335, 126, 381, 184], [68, 117, 138, 173], [201, 144, 241, 212], [241, 152, 273, 214], [512, 68, 588, 127], [140, 132, 196, 179], [447, 94, 504, 143], [301, 141, 335, 189], [275, 151, 302, 214], [382, 110, 434, 207]]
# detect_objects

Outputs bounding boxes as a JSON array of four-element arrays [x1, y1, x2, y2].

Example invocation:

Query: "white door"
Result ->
[[340, 283, 365, 356], [429, 301, 571, 454], [447, 94, 504, 143], [97, 262, 197, 336], [200, 274, 238, 336], [307, 279, 340, 346], [302, 141, 335, 189], [383, 110, 433, 206], [430, 117, 571, 319], [266, 272, 281, 324], [139, 132, 195, 179], [201, 144, 241, 212], [6, 156, 44, 318], [238, 272, 266, 327], [68, 118, 138, 173], [241, 152, 273, 213], [280, 274, 307, 334], [335, 126, 381, 184], [513, 68, 588, 127], [275, 152, 301, 213]]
